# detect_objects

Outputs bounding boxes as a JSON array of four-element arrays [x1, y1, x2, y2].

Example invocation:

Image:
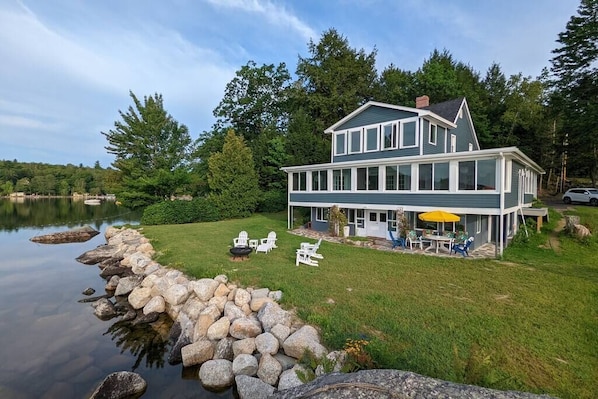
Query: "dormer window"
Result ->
[[382, 123, 397, 150], [335, 132, 346, 155], [365, 126, 379, 152], [400, 120, 418, 148], [349, 129, 361, 154]]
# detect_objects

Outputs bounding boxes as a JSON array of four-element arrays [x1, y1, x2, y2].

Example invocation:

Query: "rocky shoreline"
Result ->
[[77, 226, 327, 398], [78, 227, 556, 399]]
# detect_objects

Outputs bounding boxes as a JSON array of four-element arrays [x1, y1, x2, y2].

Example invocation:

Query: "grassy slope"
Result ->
[[141, 209, 598, 399]]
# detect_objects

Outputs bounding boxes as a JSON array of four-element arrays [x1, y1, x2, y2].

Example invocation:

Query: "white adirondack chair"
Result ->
[[233, 231, 249, 247], [256, 231, 277, 253], [296, 248, 319, 266], [300, 238, 323, 259]]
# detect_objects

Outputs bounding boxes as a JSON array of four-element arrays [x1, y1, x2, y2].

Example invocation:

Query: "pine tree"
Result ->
[[207, 130, 260, 218], [550, 0, 598, 185]]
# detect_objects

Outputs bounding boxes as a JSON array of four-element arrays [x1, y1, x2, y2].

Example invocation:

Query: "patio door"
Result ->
[[365, 211, 387, 238]]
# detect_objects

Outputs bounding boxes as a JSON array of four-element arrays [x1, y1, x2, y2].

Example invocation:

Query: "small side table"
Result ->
[[249, 239, 259, 250]]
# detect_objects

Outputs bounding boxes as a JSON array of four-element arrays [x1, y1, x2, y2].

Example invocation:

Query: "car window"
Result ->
[[588, 189, 598, 194]]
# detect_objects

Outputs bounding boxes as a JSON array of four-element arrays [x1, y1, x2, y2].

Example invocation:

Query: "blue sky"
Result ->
[[0, 0, 579, 168]]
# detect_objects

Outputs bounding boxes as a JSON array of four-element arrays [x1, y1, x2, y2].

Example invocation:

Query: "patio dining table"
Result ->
[[424, 235, 454, 254]]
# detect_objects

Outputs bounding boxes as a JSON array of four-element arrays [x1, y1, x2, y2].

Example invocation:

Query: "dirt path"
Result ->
[[548, 217, 565, 253], [539, 195, 568, 253]]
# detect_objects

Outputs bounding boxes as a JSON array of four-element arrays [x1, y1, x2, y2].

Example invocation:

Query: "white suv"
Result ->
[[562, 188, 598, 206]]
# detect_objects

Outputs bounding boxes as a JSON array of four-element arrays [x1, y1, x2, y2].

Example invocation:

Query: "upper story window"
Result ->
[[349, 129, 361, 154], [382, 123, 397, 150], [386, 165, 411, 191], [335, 133, 346, 155], [458, 159, 496, 191], [357, 167, 379, 191], [400, 120, 418, 148], [332, 168, 351, 191], [450, 134, 457, 152], [365, 126, 379, 152], [292, 172, 307, 191], [429, 124, 437, 145], [312, 170, 328, 191], [419, 162, 449, 191]]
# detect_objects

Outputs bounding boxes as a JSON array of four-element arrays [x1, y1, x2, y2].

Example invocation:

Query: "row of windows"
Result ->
[[292, 159, 504, 193], [335, 119, 449, 156]]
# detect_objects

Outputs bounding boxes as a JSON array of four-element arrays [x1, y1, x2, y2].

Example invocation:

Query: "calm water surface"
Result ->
[[0, 198, 233, 398]]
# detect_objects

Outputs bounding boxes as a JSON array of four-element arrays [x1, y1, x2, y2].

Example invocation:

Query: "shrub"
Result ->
[[256, 189, 287, 213], [141, 197, 220, 225]]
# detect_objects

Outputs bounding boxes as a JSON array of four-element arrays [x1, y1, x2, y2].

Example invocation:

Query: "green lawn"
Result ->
[[141, 207, 598, 399]]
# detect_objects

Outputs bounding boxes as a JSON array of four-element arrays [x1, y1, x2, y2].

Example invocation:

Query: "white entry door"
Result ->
[[365, 211, 387, 238]]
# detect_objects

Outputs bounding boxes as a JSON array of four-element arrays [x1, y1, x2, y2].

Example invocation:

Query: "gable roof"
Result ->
[[324, 101, 456, 134], [422, 97, 465, 123]]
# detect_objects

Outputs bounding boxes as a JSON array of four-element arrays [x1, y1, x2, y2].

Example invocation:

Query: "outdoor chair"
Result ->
[[388, 230, 406, 250], [296, 248, 319, 266], [233, 231, 249, 247], [451, 237, 474, 257], [300, 238, 323, 259], [405, 230, 422, 250], [256, 231, 277, 253], [419, 230, 433, 249]]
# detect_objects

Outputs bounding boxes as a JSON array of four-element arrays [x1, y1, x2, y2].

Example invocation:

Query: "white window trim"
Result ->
[[348, 129, 362, 154], [382, 122, 398, 150], [334, 132, 346, 156], [332, 168, 352, 192], [364, 124, 380, 153], [429, 123, 437, 145], [450, 134, 457, 153], [476, 215, 482, 234], [399, 117, 419, 149]]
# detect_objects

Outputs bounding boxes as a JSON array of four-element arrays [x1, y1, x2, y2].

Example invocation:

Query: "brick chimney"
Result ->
[[415, 95, 429, 108]]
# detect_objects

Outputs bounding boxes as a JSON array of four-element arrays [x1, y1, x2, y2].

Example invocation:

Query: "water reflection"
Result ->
[[104, 314, 172, 371], [0, 198, 140, 231]]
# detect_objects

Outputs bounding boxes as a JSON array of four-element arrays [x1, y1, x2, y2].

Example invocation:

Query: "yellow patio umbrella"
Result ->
[[418, 210, 460, 223]]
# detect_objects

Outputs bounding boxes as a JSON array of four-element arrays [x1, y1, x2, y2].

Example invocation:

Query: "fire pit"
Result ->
[[229, 246, 252, 261]]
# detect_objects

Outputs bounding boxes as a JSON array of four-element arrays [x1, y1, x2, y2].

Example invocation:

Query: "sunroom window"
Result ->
[[311, 170, 328, 191], [458, 159, 496, 190], [419, 163, 448, 190], [333, 168, 351, 190], [357, 167, 379, 191], [292, 172, 307, 191]]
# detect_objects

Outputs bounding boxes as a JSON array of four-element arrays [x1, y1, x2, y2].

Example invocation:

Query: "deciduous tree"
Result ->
[[102, 91, 193, 208]]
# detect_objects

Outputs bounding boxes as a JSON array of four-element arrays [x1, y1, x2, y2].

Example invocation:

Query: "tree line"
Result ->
[[4, 1, 596, 218], [0, 160, 120, 197]]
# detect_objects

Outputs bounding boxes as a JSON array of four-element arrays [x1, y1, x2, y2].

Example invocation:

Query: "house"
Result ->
[[281, 96, 545, 256]]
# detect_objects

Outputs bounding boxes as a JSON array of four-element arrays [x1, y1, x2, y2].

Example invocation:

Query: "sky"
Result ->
[[0, 0, 581, 168]]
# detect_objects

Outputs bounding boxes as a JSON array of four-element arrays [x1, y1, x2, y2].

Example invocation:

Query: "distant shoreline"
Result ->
[[2, 194, 116, 200]]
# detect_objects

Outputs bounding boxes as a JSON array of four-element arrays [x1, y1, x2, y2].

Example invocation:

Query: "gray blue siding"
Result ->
[[336, 106, 418, 130], [421, 119, 447, 155]]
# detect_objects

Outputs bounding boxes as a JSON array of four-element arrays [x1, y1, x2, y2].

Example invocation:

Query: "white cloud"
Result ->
[[205, 0, 317, 41]]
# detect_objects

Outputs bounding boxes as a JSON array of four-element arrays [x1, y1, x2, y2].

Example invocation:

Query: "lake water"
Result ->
[[0, 198, 233, 398]]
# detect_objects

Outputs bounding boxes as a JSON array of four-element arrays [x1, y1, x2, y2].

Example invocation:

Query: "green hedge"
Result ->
[[141, 197, 220, 225]]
